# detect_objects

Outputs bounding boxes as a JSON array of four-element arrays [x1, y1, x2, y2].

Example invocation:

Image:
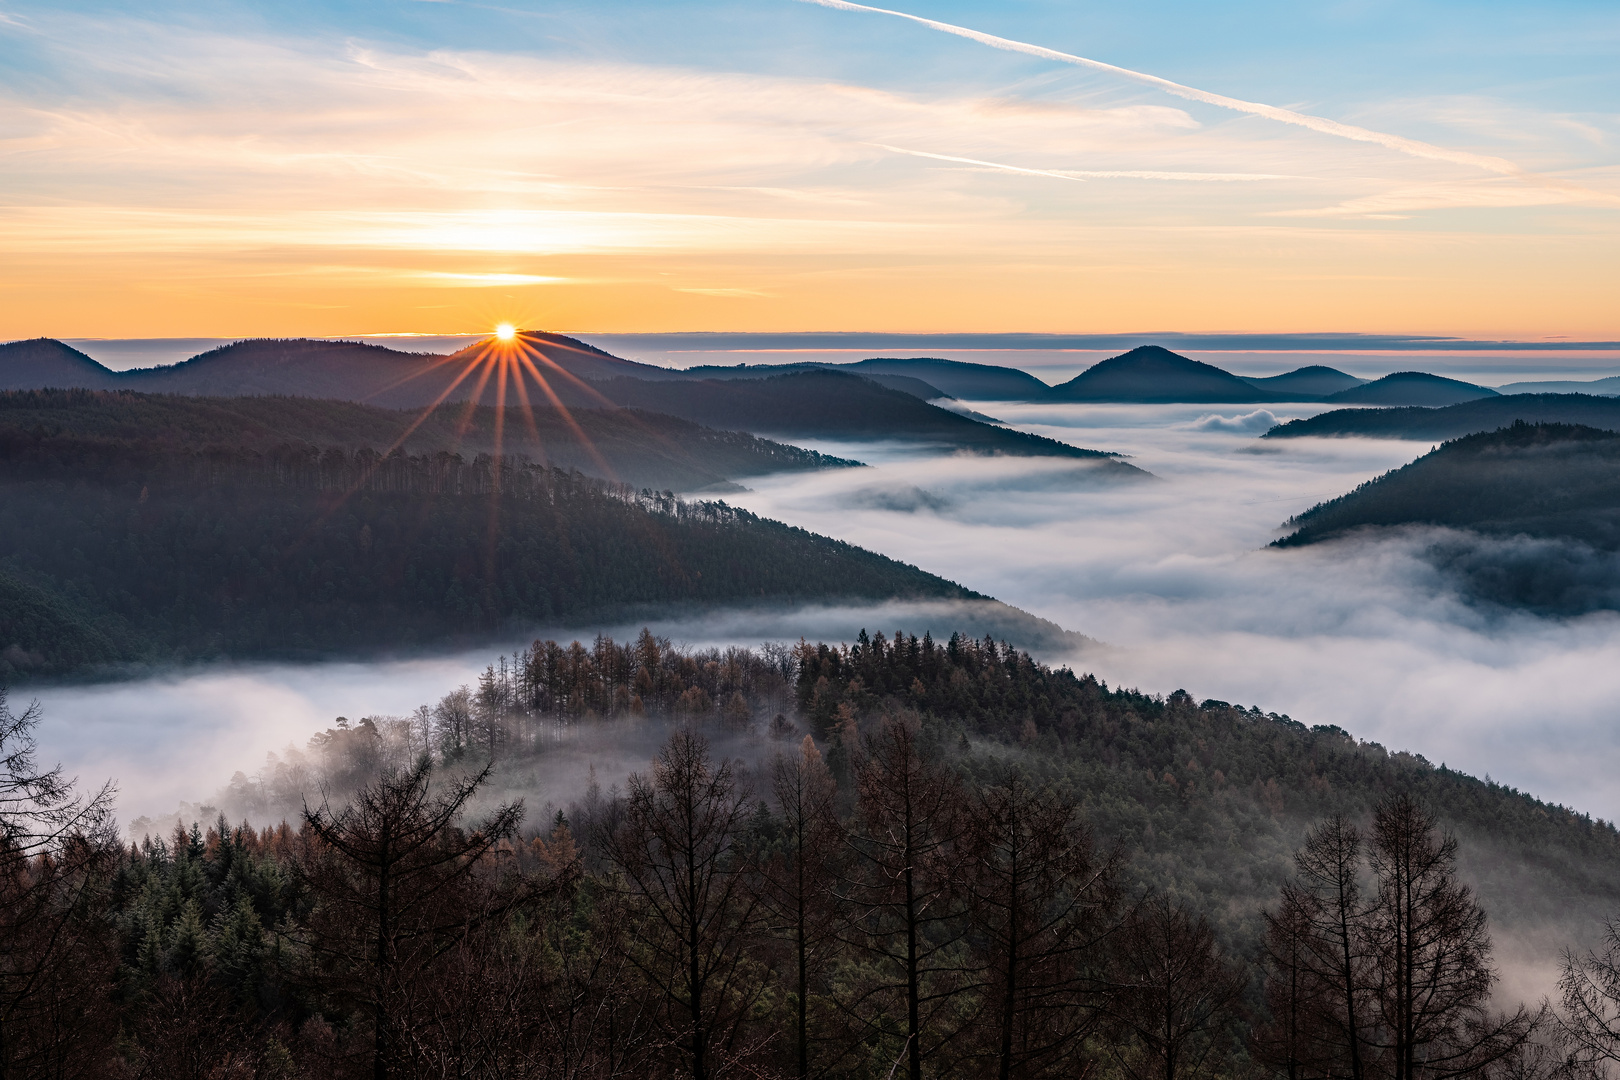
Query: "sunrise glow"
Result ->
[[495, 323, 517, 342]]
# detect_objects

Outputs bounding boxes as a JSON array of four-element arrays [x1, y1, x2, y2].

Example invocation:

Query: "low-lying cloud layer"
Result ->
[[27, 401, 1620, 831]]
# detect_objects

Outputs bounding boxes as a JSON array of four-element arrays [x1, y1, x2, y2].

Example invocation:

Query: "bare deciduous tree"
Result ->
[[1363, 794, 1541, 1080], [299, 759, 526, 1080], [1108, 896, 1247, 1080], [757, 735, 840, 1080], [962, 767, 1120, 1080], [0, 689, 117, 1080], [602, 728, 765, 1080], [837, 716, 972, 1080]]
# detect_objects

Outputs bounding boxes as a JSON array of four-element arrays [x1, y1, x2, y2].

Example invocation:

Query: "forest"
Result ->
[[0, 388, 860, 493], [5, 627, 1618, 1079], [1262, 395, 1620, 441], [0, 432, 982, 678], [1275, 423, 1620, 550]]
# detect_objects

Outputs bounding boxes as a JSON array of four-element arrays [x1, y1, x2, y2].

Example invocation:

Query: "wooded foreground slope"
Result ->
[[56, 629, 1617, 1079]]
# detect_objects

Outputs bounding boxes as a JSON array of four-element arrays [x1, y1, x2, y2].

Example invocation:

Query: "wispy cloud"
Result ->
[[798, 0, 1525, 175], [879, 144, 1303, 183]]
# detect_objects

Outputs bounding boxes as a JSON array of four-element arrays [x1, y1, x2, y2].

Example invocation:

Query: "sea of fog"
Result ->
[[27, 401, 1620, 832]]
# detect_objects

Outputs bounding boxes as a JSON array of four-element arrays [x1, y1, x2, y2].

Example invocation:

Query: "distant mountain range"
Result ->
[[13, 332, 1618, 417], [1319, 371, 1499, 406], [0, 335, 1141, 466], [1263, 393, 1620, 441]]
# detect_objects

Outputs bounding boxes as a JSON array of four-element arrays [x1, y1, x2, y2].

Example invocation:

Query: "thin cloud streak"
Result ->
[[879, 144, 1304, 182], [801, 0, 1523, 175]]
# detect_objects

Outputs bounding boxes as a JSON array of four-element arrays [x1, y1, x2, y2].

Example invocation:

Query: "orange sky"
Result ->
[[3, 6, 1616, 342]]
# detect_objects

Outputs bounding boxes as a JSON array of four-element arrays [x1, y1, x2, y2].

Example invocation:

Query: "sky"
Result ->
[[3, 0, 1617, 341]]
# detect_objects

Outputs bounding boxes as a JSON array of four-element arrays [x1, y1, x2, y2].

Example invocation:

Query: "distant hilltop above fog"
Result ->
[[1264, 393, 1620, 441], [0, 334, 1147, 464], [4, 332, 1614, 409], [1274, 421, 1620, 614]]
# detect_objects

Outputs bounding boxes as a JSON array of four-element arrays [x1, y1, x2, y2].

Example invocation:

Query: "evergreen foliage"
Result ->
[[0, 436, 975, 678], [2, 628, 1615, 1077], [1275, 422, 1620, 549]]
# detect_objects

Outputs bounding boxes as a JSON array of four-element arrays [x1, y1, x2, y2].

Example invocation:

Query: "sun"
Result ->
[[494, 322, 516, 342]]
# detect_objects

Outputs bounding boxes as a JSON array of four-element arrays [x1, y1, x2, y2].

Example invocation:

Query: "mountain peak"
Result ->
[[1049, 344, 1281, 404]]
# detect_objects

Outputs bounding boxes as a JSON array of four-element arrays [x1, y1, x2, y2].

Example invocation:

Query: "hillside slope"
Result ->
[[575, 370, 1145, 466], [0, 338, 121, 391], [1263, 393, 1620, 440], [0, 389, 859, 492], [1323, 371, 1499, 407], [1238, 365, 1365, 396], [786, 630, 1620, 955], [1275, 422, 1620, 549], [0, 434, 990, 678]]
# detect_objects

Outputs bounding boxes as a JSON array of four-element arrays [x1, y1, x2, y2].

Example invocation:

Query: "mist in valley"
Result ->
[[19, 398, 1620, 1024]]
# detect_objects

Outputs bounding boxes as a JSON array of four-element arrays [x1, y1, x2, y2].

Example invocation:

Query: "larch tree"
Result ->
[[1362, 794, 1541, 1080], [757, 735, 840, 1080], [837, 716, 972, 1080], [1107, 896, 1247, 1080], [299, 758, 527, 1080], [602, 728, 765, 1080], [0, 689, 117, 1080], [962, 767, 1121, 1080]]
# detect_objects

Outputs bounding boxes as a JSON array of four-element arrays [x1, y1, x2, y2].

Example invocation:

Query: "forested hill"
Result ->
[[1263, 393, 1620, 441], [0, 388, 859, 492], [784, 629, 1620, 936], [1275, 422, 1620, 549], [133, 627, 1620, 1080], [0, 433, 1000, 679]]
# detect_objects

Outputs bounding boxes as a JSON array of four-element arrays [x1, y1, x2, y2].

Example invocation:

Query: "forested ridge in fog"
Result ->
[[1277, 423, 1620, 550], [0, 435, 984, 678], [1263, 395, 1620, 441], [0, 388, 860, 491], [1273, 423, 1620, 612], [3, 628, 1613, 1078]]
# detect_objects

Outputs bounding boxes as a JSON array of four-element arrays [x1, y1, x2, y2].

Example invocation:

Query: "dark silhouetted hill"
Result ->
[[1277, 422, 1620, 549], [1263, 393, 1620, 441], [1275, 423, 1620, 612], [0, 388, 857, 493], [575, 370, 1145, 469], [1238, 365, 1366, 397], [0, 434, 999, 678], [845, 357, 1052, 400], [3, 336, 1128, 461], [0, 338, 121, 391], [1049, 345, 1284, 403], [673, 357, 1051, 400], [1496, 375, 1620, 396], [1322, 371, 1499, 407], [113, 332, 660, 408]]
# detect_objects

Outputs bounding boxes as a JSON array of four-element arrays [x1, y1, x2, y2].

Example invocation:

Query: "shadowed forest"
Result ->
[[0, 434, 982, 677], [5, 629, 1620, 1079]]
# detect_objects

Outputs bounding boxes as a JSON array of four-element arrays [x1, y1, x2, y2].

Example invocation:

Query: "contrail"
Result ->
[[800, 0, 1520, 176], [877, 145, 1087, 182], [878, 144, 1302, 182]]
